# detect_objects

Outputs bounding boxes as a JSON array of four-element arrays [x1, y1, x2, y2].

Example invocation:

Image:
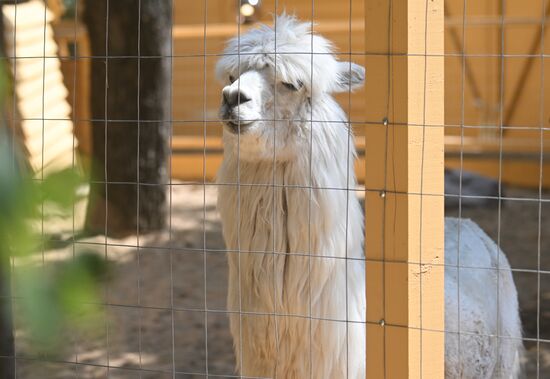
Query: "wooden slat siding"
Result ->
[[28, 131, 74, 171], [444, 0, 498, 135], [171, 1, 368, 184], [24, 119, 72, 156], [365, 0, 445, 377], [172, 21, 366, 126], [261, 0, 365, 22], [171, 0, 367, 125], [15, 85, 69, 119], [443, 0, 550, 189], [170, 134, 550, 185], [170, 0, 549, 189], [171, 20, 366, 184], [170, 135, 366, 183], [174, 0, 366, 26], [445, 0, 550, 132], [17, 66, 63, 97], [445, 136, 550, 188], [54, 19, 93, 157], [172, 0, 550, 132], [171, 136, 224, 182], [173, 20, 364, 38], [3, 0, 76, 175], [445, 157, 550, 189], [446, 136, 550, 154]]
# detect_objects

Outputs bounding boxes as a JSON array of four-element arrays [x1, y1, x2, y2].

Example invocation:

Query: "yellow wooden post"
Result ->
[[364, 0, 445, 377]]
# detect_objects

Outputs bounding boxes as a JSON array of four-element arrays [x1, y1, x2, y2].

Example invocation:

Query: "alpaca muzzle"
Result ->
[[224, 120, 252, 134], [219, 106, 252, 134], [220, 96, 254, 134]]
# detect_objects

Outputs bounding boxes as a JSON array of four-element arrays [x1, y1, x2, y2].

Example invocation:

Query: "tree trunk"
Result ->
[[83, 0, 171, 237], [0, 249, 14, 379], [0, 3, 16, 376]]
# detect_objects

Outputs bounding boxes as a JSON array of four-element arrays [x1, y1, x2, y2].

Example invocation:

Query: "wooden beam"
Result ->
[[172, 20, 364, 39], [3, 0, 77, 176], [503, 0, 550, 131], [364, 0, 445, 378], [169, 136, 366, 182], [445, 136, 550, 189]]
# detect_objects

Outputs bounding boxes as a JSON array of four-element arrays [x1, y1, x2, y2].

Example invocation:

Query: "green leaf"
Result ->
[[40, 168, 84, 210]]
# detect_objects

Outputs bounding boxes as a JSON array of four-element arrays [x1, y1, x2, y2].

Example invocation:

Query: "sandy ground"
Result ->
[[10, 184, 550, 378]]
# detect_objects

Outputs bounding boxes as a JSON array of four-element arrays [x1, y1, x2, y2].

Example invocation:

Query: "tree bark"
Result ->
[[0, 3, 16, 376], [83, 0, 171, 237], [0, 249, 14, 379]]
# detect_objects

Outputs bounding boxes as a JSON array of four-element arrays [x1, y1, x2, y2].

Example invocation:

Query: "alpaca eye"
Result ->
[[282, 82, 299, 91], [229, 75, 236, 83]]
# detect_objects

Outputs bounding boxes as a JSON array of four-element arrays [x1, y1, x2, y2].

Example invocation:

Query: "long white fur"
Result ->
[[216, 15, 523, 379]]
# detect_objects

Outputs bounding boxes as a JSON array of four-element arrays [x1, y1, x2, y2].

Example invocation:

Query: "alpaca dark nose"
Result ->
[[222, 88, 251, 108]]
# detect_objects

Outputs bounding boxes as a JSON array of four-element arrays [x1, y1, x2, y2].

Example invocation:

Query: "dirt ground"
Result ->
[[10, 184, 550, 378]]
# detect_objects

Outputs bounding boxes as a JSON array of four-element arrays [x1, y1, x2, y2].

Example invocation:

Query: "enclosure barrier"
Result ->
[[365, 0, 445, 377], [4, 0, 547, 377]]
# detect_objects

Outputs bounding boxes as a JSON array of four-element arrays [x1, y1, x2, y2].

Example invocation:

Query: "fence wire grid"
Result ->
[[0, 0, 548, 378]]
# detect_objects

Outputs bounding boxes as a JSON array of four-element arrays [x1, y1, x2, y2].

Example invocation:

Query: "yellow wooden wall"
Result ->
[[445, 0, 550, 132], [170, 0, 368, 182], [170, 0, 550, 187], [444, 0, 550, 188], [171, 0, 365, 137]]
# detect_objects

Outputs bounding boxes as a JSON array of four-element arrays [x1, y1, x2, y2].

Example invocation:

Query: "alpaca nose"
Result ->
[[222, 87, 251, 108]]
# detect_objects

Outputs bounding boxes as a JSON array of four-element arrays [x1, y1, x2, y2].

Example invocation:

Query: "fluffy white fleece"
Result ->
[[216, 14, 523, 379]]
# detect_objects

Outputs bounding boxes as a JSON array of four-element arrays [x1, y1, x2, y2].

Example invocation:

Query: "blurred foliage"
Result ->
[[0, 128, 108, 353], [0, 7, 107, 354]]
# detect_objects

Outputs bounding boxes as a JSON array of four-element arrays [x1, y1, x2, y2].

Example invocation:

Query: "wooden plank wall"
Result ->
[[444, 0, 550, 188], [171, 0, 365, 134], [35, 0, 548, 186], [445, 0, 550, 132], [170, 0, 367, 182], [168, 0, 549, 187], [4, 0, 77, 175]]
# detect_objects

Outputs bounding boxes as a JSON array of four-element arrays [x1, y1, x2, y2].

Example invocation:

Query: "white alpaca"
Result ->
[[216, 15, 523, 379]]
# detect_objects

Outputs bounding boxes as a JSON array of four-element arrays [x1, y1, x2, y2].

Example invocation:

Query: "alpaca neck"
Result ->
[[217, 96, 364, 318], [218, 96, 359, 259]]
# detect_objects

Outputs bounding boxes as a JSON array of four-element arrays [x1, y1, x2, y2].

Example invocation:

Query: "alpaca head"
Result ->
[[216, 14, 365, 161]]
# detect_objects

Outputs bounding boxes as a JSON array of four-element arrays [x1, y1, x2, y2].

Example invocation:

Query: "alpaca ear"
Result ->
[[333, 62, 365, 92]]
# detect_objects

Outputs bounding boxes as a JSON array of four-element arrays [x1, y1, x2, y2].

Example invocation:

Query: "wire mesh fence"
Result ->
[[0, 0, 548, 378]]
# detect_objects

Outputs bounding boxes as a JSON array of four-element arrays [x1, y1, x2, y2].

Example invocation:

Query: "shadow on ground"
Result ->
[[11, 185, 550, 378]]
